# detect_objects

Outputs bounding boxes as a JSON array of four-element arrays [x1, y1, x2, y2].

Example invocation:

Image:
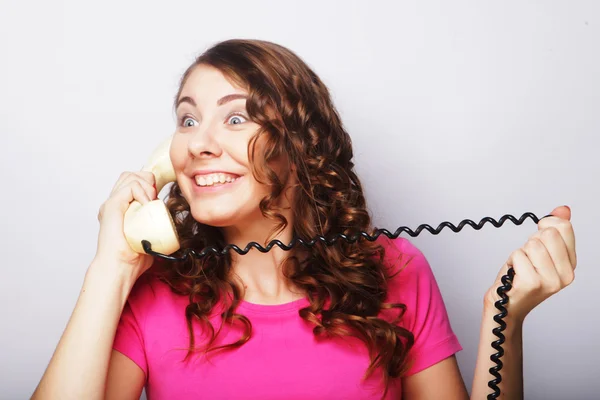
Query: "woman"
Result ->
[[32, 39, 577, 399]]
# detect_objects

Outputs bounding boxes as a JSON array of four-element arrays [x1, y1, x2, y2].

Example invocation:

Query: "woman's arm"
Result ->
[[105, 350, 146, 400], [402, 307, 524, 400], [470, 306, 523, 399], [404, 206, 576, 400], [31, 260, 143, 400], [402, 355, 469, 399], [31, 170, 158, 399], [402, 308, 523, 400]]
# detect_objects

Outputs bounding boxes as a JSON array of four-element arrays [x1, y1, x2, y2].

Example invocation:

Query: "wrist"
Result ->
[[85, 258, 138, 300], [483, 301, 525, 331]]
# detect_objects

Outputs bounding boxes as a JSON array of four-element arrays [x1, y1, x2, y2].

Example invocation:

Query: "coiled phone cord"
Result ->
[[142, 211, 550, 399]]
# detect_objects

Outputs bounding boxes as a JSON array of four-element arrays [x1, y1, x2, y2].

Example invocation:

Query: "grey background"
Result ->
[[1, 1, 598, 399]]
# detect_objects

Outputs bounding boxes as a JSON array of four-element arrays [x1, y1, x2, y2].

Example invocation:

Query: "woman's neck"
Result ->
[[221, 213, 305, 305]]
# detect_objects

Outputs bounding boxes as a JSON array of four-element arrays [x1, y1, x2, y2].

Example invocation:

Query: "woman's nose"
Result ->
[[187, 124, 223, 159]]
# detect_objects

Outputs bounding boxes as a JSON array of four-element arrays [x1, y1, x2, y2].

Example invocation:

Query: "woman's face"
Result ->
[[170, 64, 275, 228]]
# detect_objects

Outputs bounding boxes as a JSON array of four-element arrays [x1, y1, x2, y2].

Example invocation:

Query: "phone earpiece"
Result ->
[[123, 135, 181, 255]]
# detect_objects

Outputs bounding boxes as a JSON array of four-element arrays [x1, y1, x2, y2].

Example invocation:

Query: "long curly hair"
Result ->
[[152, 39, 415, 395]]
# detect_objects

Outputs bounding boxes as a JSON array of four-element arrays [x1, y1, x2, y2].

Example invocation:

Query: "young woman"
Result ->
[[32, 39, 577, 400]]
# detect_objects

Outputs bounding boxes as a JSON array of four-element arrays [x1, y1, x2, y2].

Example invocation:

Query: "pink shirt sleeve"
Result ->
[[112, 281, 149, 378], [383, 237, 463, 376]]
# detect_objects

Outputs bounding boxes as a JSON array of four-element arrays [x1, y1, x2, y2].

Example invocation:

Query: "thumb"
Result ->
[[550, 205, 571, 221]]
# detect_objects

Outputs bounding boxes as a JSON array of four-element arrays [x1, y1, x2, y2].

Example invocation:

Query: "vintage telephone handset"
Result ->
[[123, 136, 181, 256], [123, 136, 550, 400]]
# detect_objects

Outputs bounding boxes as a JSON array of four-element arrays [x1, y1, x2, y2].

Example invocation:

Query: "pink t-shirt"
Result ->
[[113, 236, 462, 399]]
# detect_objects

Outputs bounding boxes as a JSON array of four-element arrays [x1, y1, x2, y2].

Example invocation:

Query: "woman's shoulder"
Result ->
[[377, 236, 433, 280], [376, 236, 444, 309], [376, 236, 462, 375]]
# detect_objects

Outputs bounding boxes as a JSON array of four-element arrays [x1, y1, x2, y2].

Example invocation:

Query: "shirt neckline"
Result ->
[[236, 297, 311, 314]]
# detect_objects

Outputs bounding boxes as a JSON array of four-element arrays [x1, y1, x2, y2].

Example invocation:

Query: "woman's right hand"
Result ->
[[31, 170, 158, 400], [94, 170, 158, 276]]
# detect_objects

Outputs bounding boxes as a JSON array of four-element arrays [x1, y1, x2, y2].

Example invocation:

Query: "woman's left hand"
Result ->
[[485, 205, 577, 322]]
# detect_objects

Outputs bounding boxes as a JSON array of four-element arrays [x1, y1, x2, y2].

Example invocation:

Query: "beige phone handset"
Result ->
[[123, 135, 181, 255]]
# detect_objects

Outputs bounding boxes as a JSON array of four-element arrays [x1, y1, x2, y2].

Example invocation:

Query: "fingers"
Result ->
[[487, 209, 577, 316], [126, 180, 152, 204], [111, 172, 157, 201], [100, 181, 148, 218], [98, 171, 157, 221], [508, 248, 541, 292], [534, 227, 575, 288], [511, 226, 575, 297], [522, 235, 562, 293], [538, 216, 577, 269]]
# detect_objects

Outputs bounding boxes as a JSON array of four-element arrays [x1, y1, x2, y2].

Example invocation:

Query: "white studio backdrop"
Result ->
[[0, 1, 598, 399]]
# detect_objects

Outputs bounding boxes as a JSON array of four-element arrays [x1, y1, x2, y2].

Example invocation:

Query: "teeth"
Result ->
[[195, 173, 239, 186]]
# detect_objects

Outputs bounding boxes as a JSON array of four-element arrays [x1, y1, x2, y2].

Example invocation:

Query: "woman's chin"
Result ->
[[189, 207, 244, 229]]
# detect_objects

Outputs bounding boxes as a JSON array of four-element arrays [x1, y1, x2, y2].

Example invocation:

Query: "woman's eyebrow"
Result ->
[[176, 93, 247, 110], [217, 93, 247, 106], [176, 96, 196, 109]]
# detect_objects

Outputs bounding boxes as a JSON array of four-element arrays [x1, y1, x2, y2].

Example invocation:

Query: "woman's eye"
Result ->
[[227, 114, 247, 125], [182, 117, 197, 127]]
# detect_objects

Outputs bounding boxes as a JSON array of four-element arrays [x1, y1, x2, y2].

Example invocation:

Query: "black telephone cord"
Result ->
[[142, 211, 550, 399]]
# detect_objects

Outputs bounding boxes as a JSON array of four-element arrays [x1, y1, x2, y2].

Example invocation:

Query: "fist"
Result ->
[[485, 205, 577, 322]]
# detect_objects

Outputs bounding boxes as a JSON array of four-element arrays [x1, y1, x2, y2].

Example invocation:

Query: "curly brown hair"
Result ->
[[151, 39, 415, 396]]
